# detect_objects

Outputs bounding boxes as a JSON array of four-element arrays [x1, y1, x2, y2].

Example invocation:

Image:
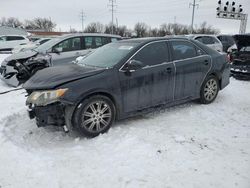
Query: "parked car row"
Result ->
[[1, 32, 248, 137], [0, 33, 122, 86]]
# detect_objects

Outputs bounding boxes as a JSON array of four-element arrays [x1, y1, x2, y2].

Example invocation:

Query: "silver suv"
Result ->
[[186, 35, 223, 52]]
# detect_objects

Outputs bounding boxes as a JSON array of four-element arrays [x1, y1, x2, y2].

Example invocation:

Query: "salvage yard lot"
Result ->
[[0, 78, 250, 188]]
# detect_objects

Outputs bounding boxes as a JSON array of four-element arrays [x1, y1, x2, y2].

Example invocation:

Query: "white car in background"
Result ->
[[186, 34, 223, 52], [12, 38, 51, 53], [0, 35, 29, 53]]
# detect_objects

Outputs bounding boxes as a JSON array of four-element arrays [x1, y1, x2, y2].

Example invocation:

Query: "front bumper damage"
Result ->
[[27, 103, 66, 127]]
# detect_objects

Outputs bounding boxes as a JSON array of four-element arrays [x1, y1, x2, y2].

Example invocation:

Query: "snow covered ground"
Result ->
[[0, 78, 249, 188]]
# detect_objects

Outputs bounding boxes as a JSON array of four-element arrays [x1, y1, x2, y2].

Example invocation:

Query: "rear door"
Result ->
[[119, 41, 175, 113], [170, 40, 212, 100]]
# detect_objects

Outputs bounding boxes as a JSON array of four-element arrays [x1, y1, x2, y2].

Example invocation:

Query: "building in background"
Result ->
[[0, 26, 28, 36]]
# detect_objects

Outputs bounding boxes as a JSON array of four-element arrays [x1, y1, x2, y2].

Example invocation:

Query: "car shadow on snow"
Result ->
[[1, 99, 218, 151]]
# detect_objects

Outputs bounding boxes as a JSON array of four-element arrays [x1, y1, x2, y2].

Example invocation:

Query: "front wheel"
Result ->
[[200, 75, 219, 104], [73, 95, 115, 137]]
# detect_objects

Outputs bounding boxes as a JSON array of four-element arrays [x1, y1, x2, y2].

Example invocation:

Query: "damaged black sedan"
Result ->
[[23, 37, 230, 137]]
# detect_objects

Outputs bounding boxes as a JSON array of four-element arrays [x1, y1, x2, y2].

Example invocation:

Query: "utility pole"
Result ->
[[80, 10, 86, 32], [189, 0, 199, 34], [108, 0, 117, 34]]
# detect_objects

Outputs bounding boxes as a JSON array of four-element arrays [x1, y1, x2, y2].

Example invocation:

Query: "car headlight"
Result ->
[[26, 88, 68, 106]]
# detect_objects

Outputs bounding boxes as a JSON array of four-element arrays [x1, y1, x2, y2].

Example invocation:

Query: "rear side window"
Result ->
[[102, 37, 111, 45], [84, 37, 94, 49], [195, 37, 203, 43], [111, 38, 119, 42], [6, 36, 25, 41], [199, 36, 216, 45], [212, 37, 220, 44], [95, 37, 103, 48], [132, 41, 169, 66], [171, 41, 197, 60]]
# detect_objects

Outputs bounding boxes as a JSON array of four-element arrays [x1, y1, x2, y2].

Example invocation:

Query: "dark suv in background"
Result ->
[[217, 35, 235, 52], [230, 34, 250, 80]]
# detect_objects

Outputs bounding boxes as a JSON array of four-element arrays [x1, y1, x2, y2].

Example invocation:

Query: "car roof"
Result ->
[[60, 33, 122, 40], [120, 36, 192, 45], [0, 35, 27, 37], [186, 34, 218, 38]]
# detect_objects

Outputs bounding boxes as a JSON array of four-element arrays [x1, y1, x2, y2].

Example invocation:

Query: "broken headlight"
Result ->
[[26, 88, 68, 106]]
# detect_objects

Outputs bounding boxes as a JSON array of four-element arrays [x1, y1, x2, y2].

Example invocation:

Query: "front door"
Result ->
[[119, 41, 175, 113]]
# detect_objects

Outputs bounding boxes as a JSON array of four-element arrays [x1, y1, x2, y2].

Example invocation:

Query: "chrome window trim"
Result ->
[[172, 54, 209, 63], [142, 61, 174, 69]]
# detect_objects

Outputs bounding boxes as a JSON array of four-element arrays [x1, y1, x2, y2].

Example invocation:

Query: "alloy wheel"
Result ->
[[204, 78, 218, 101], [81, 101, 112, 133]]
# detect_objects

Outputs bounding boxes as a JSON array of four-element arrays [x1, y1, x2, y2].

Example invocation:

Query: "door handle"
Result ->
[[204, 60, 209, 65], [75, 52, 80, 56], [166, 67, 172, 73]]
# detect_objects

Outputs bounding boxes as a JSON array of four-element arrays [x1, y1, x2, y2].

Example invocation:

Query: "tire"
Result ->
[[200, 75, 219, 104], [73, 95, 116, 137]]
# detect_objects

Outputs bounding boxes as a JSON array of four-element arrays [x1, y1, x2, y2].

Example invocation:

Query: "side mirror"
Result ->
[[53, 47, 63, 54], [123, 60, 143, 73]]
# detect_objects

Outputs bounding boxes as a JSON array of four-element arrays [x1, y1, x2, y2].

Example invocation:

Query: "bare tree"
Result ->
[[25, 18, 56, 31], [194, 22, 220, 34], [134, 22, 149, 37], [84, 22, 104, 33], [158, 23, 172, 36], [148, 27, 159, 37], [69, 28, 78, 33], [116, 25, 127, 37], [0, 17, 23, 28], [104, 23, 117, 34]]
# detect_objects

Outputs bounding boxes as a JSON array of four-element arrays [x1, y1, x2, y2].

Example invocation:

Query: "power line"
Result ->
[[80, 10, 86, 32], [108, 0, 117, 34], [189, 0, 199, 34]]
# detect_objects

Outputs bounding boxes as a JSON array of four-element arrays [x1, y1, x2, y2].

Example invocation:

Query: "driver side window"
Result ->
[[132, 42, 169, 67], [53, 37, 81, 52]]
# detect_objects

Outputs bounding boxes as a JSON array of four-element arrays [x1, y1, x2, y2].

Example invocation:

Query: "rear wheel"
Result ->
[[73, 95, 115, 137], [200, 75, 219, 104]]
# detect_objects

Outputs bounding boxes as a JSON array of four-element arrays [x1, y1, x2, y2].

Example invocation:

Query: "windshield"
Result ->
[[36, 37, 61, 53], [78, 42, 138, 68]]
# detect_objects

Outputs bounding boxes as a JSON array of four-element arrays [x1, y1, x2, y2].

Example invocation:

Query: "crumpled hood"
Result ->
[[23, 64, 105, 90], [233, 34, 250, 50], [5, 50, 38, 62]]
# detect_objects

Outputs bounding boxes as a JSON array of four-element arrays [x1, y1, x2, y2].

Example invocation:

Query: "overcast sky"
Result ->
[[1, 0, 250, 34]]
